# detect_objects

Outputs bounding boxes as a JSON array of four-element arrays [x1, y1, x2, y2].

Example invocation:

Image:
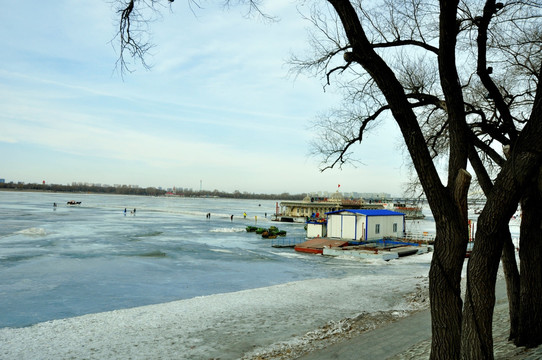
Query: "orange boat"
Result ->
[[294, 238, 349, 254]]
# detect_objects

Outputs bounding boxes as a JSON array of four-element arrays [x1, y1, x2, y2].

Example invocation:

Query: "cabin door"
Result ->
[[342, 215, 356, 239], [359, 222, 365, 241]]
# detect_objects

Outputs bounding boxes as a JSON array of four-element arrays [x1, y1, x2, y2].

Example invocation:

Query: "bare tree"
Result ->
[[114, 0, 269, 75], [291, 0, 542, 358]]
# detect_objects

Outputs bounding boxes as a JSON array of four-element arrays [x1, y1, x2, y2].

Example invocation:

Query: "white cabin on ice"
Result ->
[[326, 209, 405, 241]]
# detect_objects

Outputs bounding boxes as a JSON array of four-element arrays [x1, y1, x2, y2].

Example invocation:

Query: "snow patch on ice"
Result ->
[[16, 227, 47, 236], [209, 227, 246, 233]]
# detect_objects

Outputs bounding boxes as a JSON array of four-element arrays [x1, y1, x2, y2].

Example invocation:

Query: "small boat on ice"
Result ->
[[246, 226, 287, 238], [294, 238, 349, 254], [294, 238, 429, 260]]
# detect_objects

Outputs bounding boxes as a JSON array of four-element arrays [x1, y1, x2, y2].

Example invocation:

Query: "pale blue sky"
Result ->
[[0, 1, 406, 195]]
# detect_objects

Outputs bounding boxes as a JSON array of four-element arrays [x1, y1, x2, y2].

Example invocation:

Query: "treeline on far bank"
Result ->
[[0, 182, 305, 200]]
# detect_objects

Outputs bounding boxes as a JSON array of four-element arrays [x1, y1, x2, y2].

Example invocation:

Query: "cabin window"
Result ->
[[375, 224, 380, 234], [393, 223, 398, 232]]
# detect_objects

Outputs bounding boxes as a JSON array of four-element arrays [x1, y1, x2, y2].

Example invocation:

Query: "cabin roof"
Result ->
[[326, 209, 404, 216]]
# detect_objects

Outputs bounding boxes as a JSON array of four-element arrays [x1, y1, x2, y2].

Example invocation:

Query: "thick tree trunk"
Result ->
[[429, 170, 470, 359], [500, 228, 520, 341], [461, 153, 542, 357], [460, 165, 525, 358], [429, 221, 467, 359], [460, 205, 504, 359], [516, 173, 542, 347], [461, 80, 542, 355]]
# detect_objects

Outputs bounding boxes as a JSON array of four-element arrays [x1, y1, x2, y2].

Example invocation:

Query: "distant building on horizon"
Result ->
[[312, 190, 392, 200]]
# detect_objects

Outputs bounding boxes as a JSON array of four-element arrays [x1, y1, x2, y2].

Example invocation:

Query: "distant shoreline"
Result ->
[[0, 185, 305, 201]]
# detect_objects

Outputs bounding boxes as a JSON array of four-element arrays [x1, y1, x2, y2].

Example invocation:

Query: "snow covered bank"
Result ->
[[0, 253, 431, 360]]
